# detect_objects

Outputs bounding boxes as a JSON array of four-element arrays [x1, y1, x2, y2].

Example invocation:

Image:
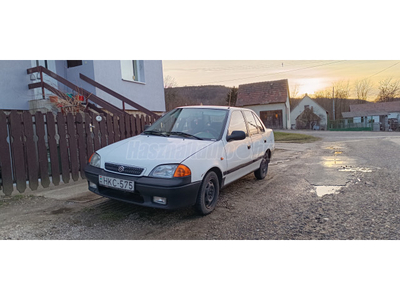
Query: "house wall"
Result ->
[[285, 96, 291, 129], [291, 96, 328, 129], [60, 60, 97, 96], [0, 60, 165, 113], [93, 60, 165, 112], [0, 60, 35, 110], [354, 116, 379, 124], [242, 103, 289, 129]]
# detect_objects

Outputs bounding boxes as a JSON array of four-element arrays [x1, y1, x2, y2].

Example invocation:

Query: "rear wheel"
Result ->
[[195, 171, 220, 215], [254, 152, 269, 180]]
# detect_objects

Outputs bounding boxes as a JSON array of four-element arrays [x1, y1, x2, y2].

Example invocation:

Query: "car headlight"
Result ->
[[150, 164, 191, 178], [89, 152, 101, 168]]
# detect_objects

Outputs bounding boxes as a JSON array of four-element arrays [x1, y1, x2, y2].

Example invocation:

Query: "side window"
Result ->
[[243, 111, 259, 136], [120, 60, 145, 83], [253, 112, 265, 132], [227, 111, 248, 136]]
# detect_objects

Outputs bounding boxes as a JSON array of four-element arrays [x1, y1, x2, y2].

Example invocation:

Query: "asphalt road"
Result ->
[[1, 130, 400, 240]]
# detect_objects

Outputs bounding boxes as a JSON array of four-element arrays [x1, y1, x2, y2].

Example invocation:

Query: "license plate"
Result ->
[[98, 175, 135, 192]]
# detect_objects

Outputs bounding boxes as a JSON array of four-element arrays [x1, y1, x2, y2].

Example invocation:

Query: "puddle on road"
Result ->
[[313, 144, 375, 197], [321, 156, 356, 167], [338, 167, 372, 173], [314, 185, 343, 197], [321, 146, 356, 168]]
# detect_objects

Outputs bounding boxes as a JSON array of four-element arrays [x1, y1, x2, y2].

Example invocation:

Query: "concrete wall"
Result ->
[[93, 60, 165, 112], [0, 60, 35, 110], [291, 95, 328, 129]]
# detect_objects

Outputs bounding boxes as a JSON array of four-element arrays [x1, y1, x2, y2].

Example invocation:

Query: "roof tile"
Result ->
[[236, 79, 289, 106]]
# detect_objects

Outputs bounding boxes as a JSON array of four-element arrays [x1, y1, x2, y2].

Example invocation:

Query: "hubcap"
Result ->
[[205, 181, 215, 207], [262, 157, 268, 174]]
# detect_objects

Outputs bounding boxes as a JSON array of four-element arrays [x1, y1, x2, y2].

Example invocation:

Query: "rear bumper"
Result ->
[[84, 165, 201, 210]]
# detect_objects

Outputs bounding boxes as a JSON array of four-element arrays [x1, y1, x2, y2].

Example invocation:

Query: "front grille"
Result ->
[[98, 186, 144, 204], [105, 163, 144, 176]]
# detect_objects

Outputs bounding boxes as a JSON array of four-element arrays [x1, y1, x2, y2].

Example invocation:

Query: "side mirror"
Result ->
[[226, 130, 246, 142]]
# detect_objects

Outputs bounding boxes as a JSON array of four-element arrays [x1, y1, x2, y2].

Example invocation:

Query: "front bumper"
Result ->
[[84, 165, 201, 210]]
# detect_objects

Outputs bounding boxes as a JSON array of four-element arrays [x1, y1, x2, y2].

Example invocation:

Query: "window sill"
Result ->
[[122, 79, 146, 85]]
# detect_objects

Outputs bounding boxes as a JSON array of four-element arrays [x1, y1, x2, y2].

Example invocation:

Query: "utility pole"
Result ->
[[332, 87, 335, 121]]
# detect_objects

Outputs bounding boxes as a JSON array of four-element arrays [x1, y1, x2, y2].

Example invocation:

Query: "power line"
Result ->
[[367, 61, 400, 79], [164, 60, 326, 73], [195, 60, 346, 85]]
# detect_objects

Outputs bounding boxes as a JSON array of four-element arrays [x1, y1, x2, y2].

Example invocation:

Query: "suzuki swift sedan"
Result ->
[[85, 106, 275, 215]]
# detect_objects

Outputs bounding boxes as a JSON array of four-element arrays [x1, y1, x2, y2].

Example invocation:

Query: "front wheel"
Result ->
[[254, 152, 269, 180], [195, 171, 220, 215]]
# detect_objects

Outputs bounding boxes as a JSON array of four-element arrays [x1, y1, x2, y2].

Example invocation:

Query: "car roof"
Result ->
[[176, 105, 252, 112]]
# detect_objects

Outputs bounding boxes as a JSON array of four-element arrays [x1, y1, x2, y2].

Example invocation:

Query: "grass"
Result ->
[[274, 131, 321, 143]]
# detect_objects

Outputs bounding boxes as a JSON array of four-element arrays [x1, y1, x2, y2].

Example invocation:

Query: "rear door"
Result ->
[[242, 110, 265, 161]]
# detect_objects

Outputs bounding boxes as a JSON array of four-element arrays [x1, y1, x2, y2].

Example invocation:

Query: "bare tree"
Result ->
[[226, 87, 238, 106], [290, 84, 300, 99], [376, 77, 400, 102], [332, 80, 351, 99], [354, 78, 373, 100], [164, 75, 177, 88], [313, 88, 332, 99]]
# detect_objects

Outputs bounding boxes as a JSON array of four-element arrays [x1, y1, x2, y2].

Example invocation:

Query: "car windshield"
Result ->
[[143, 108, 228, 140]]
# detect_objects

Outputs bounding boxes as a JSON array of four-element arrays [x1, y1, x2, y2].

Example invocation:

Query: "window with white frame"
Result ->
[[120, 60, 145, 83]]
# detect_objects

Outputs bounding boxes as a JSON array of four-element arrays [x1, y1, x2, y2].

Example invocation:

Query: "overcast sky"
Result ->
[[162, 60, 400, 100]]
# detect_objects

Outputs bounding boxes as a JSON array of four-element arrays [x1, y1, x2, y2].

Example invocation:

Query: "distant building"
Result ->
[[342, 101, 400, 131], [236, 79, 291, 129], [290, 95, 328, 130]]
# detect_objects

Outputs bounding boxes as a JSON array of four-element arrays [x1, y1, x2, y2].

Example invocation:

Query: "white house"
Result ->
[[290, 95, 328, 130], [236, 79, 291, 129], [342, 101, 400, 131], [0, 60, 166, 114]]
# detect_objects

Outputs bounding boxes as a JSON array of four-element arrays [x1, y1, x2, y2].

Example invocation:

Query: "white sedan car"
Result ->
[[85, 106, 275, 215]]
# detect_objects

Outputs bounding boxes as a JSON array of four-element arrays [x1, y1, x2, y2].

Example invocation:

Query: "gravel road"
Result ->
[[1, 130, 400, 240]]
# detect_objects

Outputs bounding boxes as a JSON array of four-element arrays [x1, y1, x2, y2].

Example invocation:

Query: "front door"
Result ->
[[223, 110, 254, 185], [260, 110, 283, 129]]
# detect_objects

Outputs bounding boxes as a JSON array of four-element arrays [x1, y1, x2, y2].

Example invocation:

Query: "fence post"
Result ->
[[35, 112, 50, 188], [113, 114, 120, 142], [106, 114, 114, 145], [56, 112, 70, 184], [99, 114, 107, 148], [119, 114, 126, 140], [66, 113, 79, 181], [76, 113, 87, 179], [22, 111, 39, 191], [85, 113, 94, 159], [9, 112, 27, 193], [46, 112, 60, 186], [0, 111, 14, 195]]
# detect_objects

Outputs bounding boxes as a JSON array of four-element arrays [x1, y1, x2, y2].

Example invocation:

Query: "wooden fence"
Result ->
[[0, 110, 154, 196]]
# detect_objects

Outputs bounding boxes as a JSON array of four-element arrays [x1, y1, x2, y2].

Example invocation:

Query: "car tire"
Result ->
[[254, 152, 269, 180], [195, 171, 220, 215]]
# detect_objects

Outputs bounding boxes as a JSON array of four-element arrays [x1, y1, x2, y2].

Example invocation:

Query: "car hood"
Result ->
[[97, 134, 215, 175]]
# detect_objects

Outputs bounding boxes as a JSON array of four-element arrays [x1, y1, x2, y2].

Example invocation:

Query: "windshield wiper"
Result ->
[[168, 131, 204, 140], [143, 130, 168, 137]]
